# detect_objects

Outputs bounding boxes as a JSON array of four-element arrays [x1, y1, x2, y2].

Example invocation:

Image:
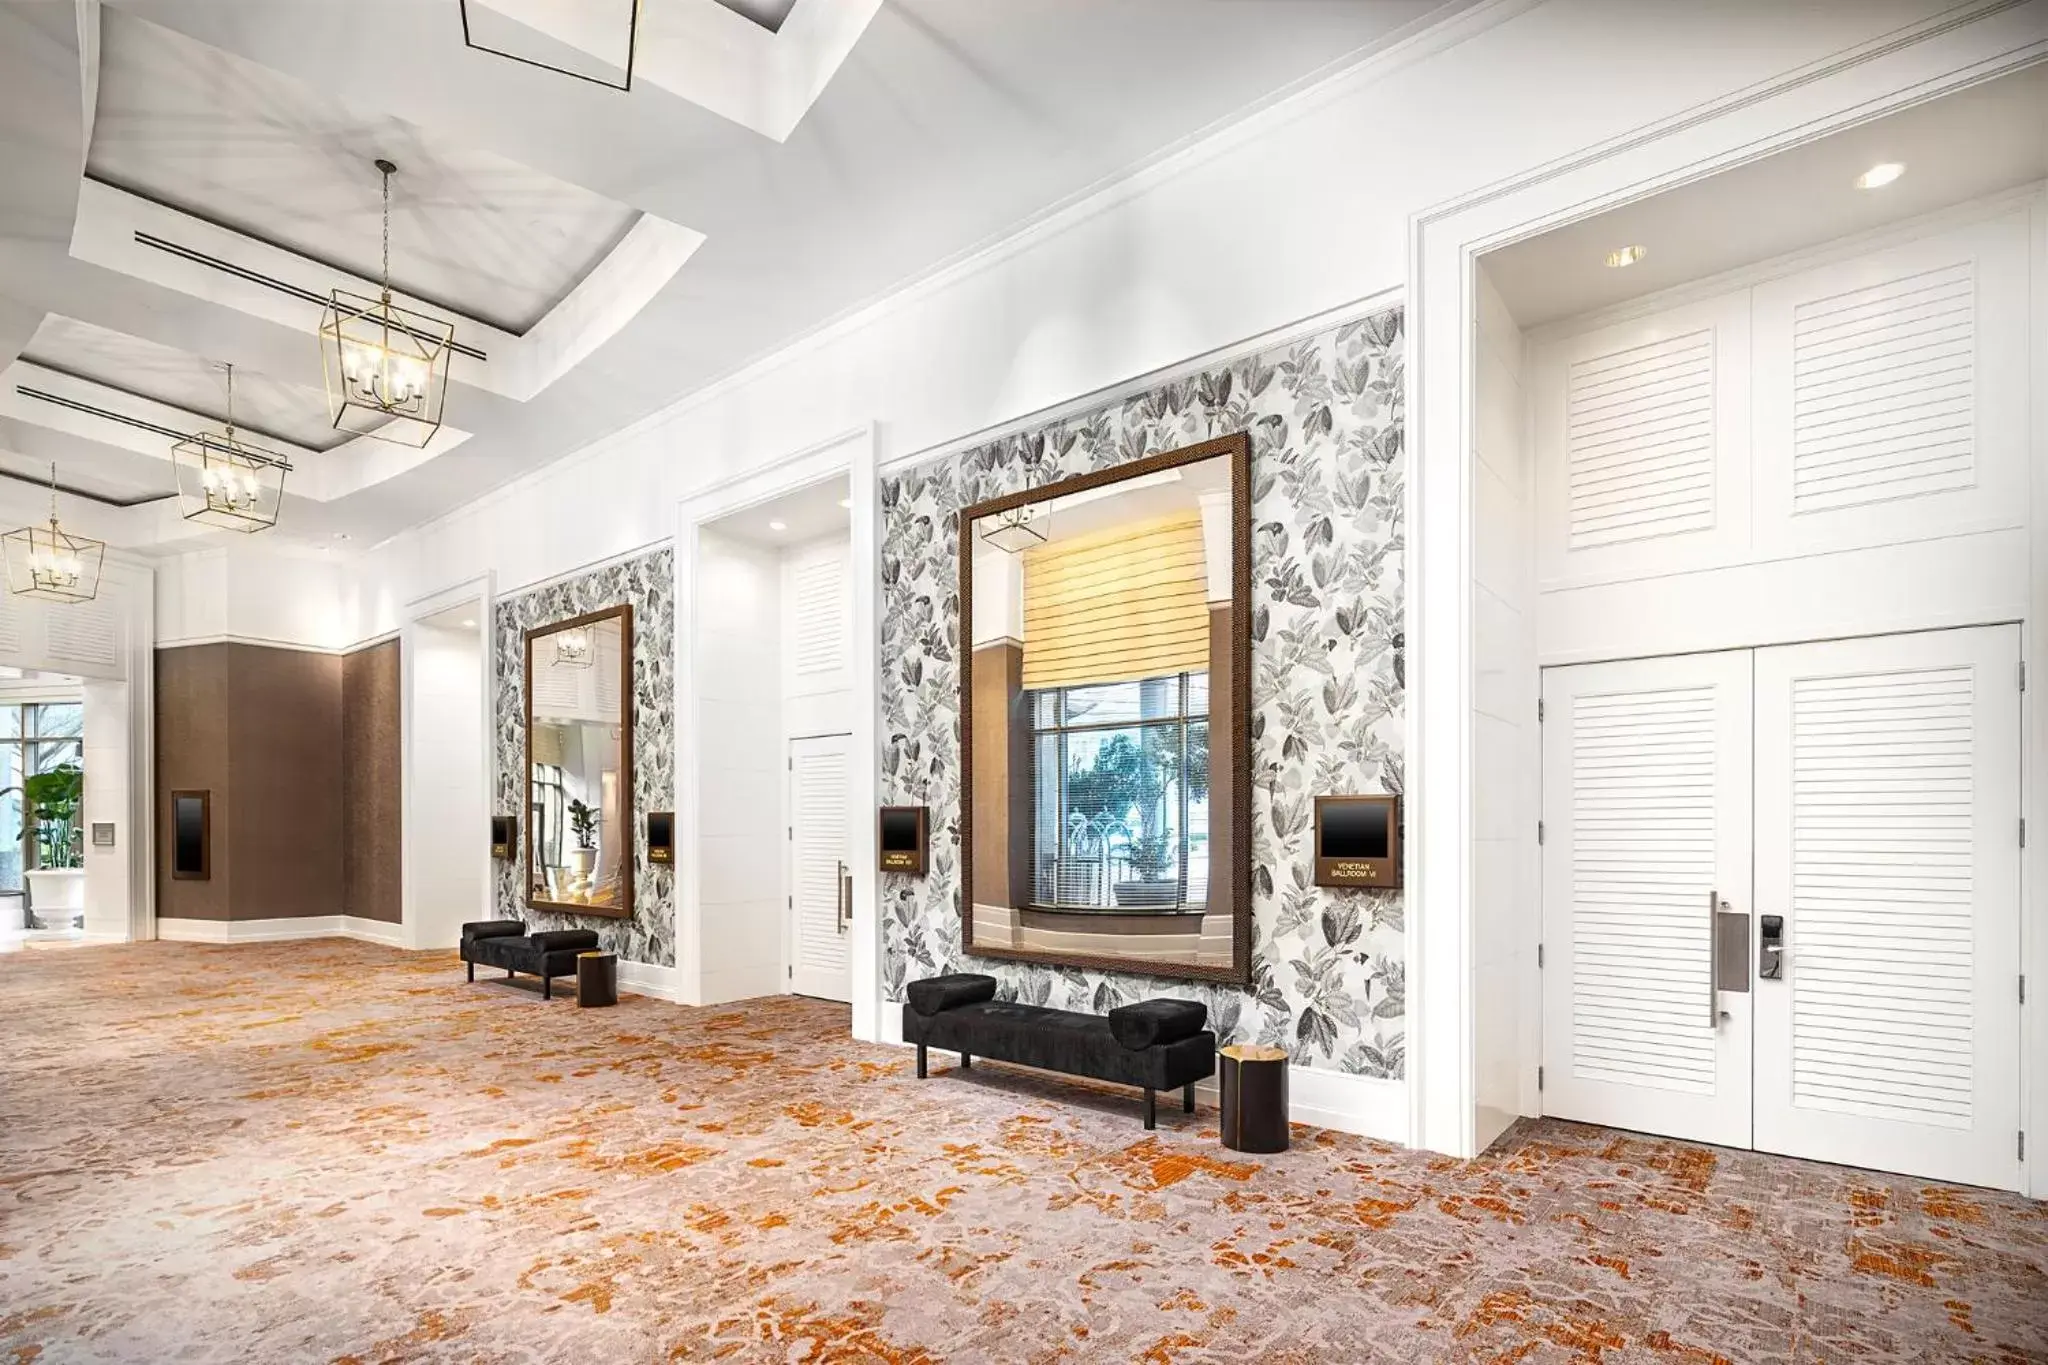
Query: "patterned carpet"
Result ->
[[2, 941, 2044, 1364]]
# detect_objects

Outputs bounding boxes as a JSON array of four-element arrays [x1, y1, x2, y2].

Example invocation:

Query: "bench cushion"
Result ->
[[1108, 998, 1208, 1051], [906, 973, 998, 1017], [529, 929, 600, 954]]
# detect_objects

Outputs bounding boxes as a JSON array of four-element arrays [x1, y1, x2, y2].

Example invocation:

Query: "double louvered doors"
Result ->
[[1541, 627, 2021, 1189]]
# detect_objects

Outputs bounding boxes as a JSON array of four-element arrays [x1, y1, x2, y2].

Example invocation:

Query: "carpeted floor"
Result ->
[[2, 941, 2044, 1363]]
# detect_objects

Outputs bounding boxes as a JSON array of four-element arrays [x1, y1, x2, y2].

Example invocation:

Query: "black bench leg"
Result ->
[[916, 1044, 927, 1079], [466, 962, 473, 982], [543, 974, 551, 1001], [960, 1052, 971, 1070], [1144, 1088, 1157, 1130], [1184, 1082, 1195, 1113]]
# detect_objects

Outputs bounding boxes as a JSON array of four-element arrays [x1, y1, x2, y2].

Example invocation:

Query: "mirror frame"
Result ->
[[523, 603, 635, 919], [957, 430, 1252, 985]]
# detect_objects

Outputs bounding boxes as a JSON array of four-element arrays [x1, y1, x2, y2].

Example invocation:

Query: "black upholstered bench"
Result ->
[[903, 973, 1216, 1128], [461, 921, 600, 1000]]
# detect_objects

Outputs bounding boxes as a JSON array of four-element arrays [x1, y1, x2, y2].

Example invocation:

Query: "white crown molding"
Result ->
[[476, 0, 881, 142], [68, 179, 701, 406]]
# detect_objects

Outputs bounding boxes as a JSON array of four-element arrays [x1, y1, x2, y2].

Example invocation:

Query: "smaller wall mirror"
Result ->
[[525, 605, 633, 917]]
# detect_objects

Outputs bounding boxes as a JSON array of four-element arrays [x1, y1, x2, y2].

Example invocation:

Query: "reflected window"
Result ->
[[1028, 672, 1208, 912], [0, 702, 85, 892]]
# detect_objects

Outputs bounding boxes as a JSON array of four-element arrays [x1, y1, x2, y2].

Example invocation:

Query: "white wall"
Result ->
[[693, 530, 784, 1003], [80, 677, 131, 940], [333, 0, 1977, 634], [1470, 265, 1534, 1152], [156, 545, 350, 652], [406, 620, 487, 949]]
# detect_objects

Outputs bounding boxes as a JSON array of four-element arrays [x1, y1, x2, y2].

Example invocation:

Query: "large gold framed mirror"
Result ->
[[959, 432, 1251, 984], [524, 604, 633, 917]]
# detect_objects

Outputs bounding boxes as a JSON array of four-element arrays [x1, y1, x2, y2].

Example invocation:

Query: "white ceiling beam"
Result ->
[[69, 179, 700, 405]]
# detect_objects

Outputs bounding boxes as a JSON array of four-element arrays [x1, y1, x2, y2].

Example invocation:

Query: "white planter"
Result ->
[[567, 847, 597, 878], [25, 868, 84, 931]]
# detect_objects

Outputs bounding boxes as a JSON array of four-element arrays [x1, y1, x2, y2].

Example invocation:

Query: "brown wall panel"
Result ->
[[227, 647, 344, 919], [156, 645, 231, 920], [343, 641, 402, 923]]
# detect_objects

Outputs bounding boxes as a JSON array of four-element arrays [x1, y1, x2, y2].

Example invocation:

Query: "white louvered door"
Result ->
[[787, 734, 852, 1002], [1751, 627, 2021, 1189], [1541, 652, 1754, 1148]]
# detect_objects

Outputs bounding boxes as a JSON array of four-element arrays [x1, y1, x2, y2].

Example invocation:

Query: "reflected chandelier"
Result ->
[[3, 464, 105, 604], [318, 158, 455, 449]]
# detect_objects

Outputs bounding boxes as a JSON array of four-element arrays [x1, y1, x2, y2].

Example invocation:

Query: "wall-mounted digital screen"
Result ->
[[880, 809, 920, 852], [172, 791, 209, 879], [1319, 801, 1390, 860]]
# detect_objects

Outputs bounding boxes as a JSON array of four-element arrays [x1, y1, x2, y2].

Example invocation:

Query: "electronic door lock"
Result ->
[[1759, 914, 1784, 981]]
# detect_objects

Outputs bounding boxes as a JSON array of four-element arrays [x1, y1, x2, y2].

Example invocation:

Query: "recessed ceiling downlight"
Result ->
[[1856, 161, 1905, 190], [1604, 245, 1647, 269], [768, 520, 787, 532]]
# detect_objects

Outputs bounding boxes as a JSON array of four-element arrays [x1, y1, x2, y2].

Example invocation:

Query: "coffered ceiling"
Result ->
[[0, 0, 1460, 555]]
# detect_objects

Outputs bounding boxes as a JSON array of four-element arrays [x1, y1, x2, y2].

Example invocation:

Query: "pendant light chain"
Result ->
[[46, 462, 58, 530], [380, 162, 393, 306], [224, 362, 236, 443]]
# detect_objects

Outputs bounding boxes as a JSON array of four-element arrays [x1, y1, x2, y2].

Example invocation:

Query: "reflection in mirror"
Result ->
[[961, 435, 1248, 983], [525, 607, 633, 917]]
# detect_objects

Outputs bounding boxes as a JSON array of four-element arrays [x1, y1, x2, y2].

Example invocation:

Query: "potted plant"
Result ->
[[21, 762, 83, 930], [565, 799, 598, 881]]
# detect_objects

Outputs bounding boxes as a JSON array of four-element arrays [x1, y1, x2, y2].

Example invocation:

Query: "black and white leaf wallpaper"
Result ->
[[492, 548, 676, 967], [878, 306, 1406, 1075]]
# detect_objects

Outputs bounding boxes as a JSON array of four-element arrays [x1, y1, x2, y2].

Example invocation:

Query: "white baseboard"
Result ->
[[158, 915, 432, 949], [340, 915, 406, 947], [158, 916, 345, 943], [618, 959, 682, 1002], [878, 1000, 1409, 1144]]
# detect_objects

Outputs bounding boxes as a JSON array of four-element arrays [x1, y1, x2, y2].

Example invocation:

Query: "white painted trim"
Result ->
[[158, 916, 345, 943], [674, 424, 878, 1024], [340, 915, 406, 947], [154, 633, 393, 656], [1408, 0, 2048, 1160], [618, 958, 683, 1003], [2025, 186, 2047, 1202]]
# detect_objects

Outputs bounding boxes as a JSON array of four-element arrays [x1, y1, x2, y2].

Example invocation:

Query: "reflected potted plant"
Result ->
[[1113, 833, 1179, 909], [565, 799, 598, 882], [21, 762, 83, 930]]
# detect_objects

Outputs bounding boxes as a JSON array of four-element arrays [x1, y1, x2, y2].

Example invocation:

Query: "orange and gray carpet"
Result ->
[[2, 939, 2044, 1363]]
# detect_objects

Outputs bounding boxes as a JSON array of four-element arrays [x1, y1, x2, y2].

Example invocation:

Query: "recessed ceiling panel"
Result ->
[[23, 316, 341, 453], [87, 9, 643, 334], [0, 430, 178, 507], [1482, 65, 2048, 329]]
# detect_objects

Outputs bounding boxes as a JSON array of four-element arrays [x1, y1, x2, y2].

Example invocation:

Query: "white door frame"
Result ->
[[675, 425, 880, 1027], [399, 572, 497, 950], [1407, 6, 2048, 1165]]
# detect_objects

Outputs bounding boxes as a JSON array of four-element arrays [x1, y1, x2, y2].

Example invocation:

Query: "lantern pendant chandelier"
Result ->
[[3, 464, 105, 604], [318, 158, 455, 449], [172, 362, 291, 534], [553, 625, 595, 669]]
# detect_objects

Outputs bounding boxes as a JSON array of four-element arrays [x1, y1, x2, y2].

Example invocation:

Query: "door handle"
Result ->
[[1707, 890, 1719, 1028], [1707, 891, 1738, 1027], [836, 861, 850, 934]]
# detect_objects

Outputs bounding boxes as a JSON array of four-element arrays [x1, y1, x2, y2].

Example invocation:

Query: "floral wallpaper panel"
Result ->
[[492, 548, 675, 967], [878, 307, 1405, 1075]]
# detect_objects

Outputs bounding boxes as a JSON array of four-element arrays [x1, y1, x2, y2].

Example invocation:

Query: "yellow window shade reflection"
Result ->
[[1021, 511, 1208, 690]]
